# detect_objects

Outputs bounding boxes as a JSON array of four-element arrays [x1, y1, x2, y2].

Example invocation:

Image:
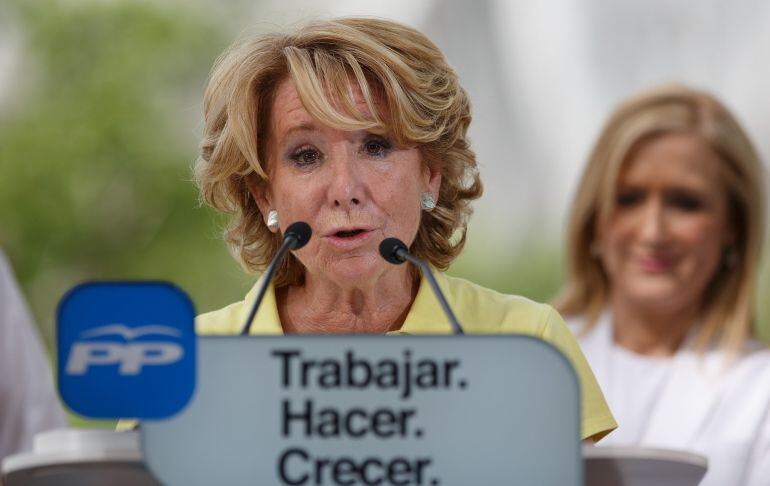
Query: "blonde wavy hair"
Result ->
[[194, 17, 482, 288], [554, 84, 765, 353]]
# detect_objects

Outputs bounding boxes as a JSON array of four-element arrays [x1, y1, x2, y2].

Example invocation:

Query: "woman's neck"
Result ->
[[610, 296, 701, 357], [278, 266, 418, 334]]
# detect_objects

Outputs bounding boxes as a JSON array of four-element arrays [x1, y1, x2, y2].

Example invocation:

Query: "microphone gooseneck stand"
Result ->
[[240, 222, 312, 336], [378, 237, 464, 335]]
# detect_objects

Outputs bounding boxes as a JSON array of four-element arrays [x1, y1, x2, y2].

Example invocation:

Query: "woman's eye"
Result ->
[[616, 191, 643, 207], [667, 193, 703, 211], [361, 137, 392, 158], [290, 146, 322, 167]]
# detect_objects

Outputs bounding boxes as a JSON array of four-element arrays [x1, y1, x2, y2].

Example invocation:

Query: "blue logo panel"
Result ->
[[58, 282, 196, 419]]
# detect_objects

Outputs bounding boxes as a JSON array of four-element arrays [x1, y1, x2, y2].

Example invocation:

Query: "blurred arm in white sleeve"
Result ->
[[0, 249, 68, 461]]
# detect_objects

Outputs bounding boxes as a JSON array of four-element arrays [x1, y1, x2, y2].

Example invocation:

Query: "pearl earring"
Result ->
[[266, 210, 279, 231], [420, 192, 436, 211]]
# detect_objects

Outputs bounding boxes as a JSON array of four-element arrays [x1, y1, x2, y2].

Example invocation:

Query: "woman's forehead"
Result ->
[[619, 132, 724, 189], [271, 80, 315, 137], [270, 78, 382, 139]]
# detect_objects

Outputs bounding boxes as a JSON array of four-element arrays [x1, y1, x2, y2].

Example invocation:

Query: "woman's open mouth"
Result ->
[[325, 227, 374, 248], [335, 229, 366, 238]]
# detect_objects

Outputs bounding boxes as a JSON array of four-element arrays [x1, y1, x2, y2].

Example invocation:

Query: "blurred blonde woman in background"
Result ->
[[555, 84, 770, 485]]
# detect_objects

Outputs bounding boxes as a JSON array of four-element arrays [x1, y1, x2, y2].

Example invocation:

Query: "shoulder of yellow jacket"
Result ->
[[195, 300, 245, 335], [441, 273, 552, 335]]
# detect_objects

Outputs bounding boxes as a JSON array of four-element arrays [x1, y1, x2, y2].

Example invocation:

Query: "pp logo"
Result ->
[[58, 282, 196, 419], [65, 324, 184, 376]]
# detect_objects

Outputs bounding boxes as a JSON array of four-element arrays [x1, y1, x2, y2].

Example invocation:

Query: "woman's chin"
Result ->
[[618, 281, 698, 312], [318, 256, 388, 287]]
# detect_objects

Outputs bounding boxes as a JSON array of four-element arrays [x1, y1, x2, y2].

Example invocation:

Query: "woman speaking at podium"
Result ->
[[555, 84, 770, 484], [192, 17, 616, 442]]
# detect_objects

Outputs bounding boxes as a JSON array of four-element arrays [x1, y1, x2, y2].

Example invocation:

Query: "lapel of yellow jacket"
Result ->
[[396, 270, 456, 335], [241, 274, 283, 335], [240, 270, 456, 335]]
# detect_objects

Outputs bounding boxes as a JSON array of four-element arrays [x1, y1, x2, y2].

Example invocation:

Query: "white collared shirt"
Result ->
[[567, 312, 770, 486], [604, 344, 673, 444]]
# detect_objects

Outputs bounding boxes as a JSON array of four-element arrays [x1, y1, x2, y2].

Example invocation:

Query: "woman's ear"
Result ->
[[423, 161, 442, 202], [591, 224, 604, 260], [244, 174, 273, 227], [723, 222, 737, 248]]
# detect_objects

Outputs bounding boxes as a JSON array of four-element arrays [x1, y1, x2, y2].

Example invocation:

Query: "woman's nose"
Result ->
[[639, 198, 667, 242], [327, 152, 365, 209]]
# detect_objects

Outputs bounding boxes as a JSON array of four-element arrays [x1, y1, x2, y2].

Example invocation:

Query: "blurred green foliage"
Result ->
[[0, 0, 253, 361], [450, 240, 564, 305]]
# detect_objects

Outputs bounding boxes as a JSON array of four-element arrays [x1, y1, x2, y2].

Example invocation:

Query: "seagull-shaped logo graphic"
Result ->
[[79, 324, 182, 340]]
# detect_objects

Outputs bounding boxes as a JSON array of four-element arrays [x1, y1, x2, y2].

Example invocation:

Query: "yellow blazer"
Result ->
[[194, 271, 617, 441]]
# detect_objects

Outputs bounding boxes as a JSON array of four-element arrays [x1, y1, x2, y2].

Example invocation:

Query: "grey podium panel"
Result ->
[[142, 335, 582, 485], [2, 461, 160, 486], [1, 429, 160, 486], [584, 446, 708, 486]]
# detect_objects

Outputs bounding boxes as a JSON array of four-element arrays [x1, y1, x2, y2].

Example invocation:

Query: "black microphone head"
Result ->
[[284, 221, 312, 250], [379, 237, 408, 265]]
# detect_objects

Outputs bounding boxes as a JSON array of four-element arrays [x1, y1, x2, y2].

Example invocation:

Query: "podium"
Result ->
[[2, 431, 708, 486], [584, 445, 707, 486], [2, 432, 710, 486], [0, 429, 158, 486], [142, 335, 582, 485], [6, 335, 586, 484]]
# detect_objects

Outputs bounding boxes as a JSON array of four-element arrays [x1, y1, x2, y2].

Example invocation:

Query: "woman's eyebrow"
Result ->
[[279, 122, 317, 144]]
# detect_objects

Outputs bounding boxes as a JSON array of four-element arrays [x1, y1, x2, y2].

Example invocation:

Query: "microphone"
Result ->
[[240, 222, 312, 335], [379, 238, 464, 335]]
